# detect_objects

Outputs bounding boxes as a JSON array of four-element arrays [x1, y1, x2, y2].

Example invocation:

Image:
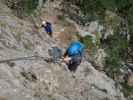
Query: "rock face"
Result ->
[[0, 1, 126, 100], [127, 73, 133, 86]]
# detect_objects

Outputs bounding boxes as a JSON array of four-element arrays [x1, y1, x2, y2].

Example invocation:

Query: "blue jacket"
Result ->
[[44, 22, 52, 33]]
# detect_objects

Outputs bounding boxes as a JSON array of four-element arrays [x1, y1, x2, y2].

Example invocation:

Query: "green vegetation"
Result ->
[[6, 0, 39, 17], [128, 97, 133, 100], [80, 0, 133, 21], [105, 32, 128, 78], [80, 0, 133, 48], [80, 0, 105, 21], [78, 0, 133, 98], [79, 32, 101, 55], [23, 0, 39, 14], [80, 35, 94, 48], [102, 29, 130, 98], [121, 83, 133, 97]]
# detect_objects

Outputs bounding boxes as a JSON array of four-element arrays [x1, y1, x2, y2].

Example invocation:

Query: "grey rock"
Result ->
[[0, 1, 126, 100]]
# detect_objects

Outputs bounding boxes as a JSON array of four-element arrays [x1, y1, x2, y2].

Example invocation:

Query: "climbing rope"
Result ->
[[0, 55, 62, 64], [0, 55, 42, 63], [0, 46, 63, 64]]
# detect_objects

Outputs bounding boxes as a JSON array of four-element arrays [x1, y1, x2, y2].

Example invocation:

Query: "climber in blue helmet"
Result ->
[[41, 21, 53, 37], [63, 41, 85, 72]]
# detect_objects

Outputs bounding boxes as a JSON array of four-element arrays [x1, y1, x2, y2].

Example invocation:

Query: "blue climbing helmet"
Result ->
[[67, 41, 85, 57]]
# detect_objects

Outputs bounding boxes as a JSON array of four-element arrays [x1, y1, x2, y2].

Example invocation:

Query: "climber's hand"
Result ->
[[63, 56, 71, 64]]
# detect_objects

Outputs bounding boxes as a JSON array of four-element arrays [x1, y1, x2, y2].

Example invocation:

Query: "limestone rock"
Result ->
[[0, 1, 126, 100], [128, 73, 133, 86]]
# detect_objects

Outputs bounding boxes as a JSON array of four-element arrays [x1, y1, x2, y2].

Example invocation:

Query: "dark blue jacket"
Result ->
[[43, 22, 52, 33], [67, 55, 82, 72]]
